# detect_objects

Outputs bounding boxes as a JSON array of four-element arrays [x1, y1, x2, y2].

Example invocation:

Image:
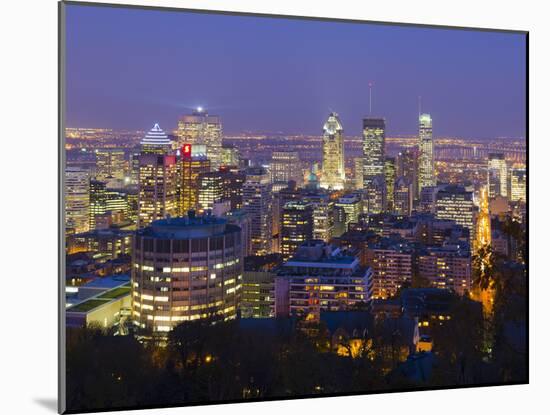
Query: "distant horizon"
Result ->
[[66, 4, 526, 139]]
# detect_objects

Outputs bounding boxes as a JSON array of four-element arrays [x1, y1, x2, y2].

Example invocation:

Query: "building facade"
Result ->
[[138, 154, 178, 228], [418, 113, 435, 192], [275, 242, 373, 319], [280, 200, 314, 260], [242, 167, 273, 255], [320, 112, 345, 190], [132, 214, 242, 333], [66, 167, 90, 234], [177, 108, 222, 170]]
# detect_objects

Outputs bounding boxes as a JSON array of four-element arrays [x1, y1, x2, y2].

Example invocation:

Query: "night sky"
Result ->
[[65, 4, 526, 138]]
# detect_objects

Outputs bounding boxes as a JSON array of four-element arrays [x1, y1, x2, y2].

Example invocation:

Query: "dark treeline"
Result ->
[[66, 272, 527, 414]]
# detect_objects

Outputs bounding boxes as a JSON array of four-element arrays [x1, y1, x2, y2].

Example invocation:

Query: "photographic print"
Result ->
[[60, 1, 528, 413]]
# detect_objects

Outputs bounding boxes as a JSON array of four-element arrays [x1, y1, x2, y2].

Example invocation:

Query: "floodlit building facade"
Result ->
[[138, 154, 178, 228], [177, 108, 223, 170], [418, 113, 435, 192], [178, 144, 211, 214], [320, 112, 345, 190]]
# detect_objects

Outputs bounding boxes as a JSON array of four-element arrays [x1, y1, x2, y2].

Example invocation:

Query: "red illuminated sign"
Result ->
[[182, 144, 192, 157]]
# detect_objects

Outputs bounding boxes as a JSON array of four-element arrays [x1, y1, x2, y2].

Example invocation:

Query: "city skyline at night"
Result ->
[[61, 3, 527, 413]]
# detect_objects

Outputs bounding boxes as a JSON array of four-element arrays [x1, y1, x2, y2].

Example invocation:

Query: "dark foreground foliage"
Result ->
[[66, 281, 527, 413]]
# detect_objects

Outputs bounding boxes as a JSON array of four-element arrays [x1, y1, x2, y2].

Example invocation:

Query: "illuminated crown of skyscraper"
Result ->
[[141, 123, 172, 146]]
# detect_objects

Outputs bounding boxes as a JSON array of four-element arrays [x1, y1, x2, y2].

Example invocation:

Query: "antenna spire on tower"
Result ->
[[418, 95, 422, 117], [368, 81, 374, 115]]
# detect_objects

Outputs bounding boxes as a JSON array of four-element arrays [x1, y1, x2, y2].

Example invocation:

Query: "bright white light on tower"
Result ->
[[197, 106, 203, 112]]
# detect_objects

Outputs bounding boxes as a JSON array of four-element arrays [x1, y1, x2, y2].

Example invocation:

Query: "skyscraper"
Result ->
[[362, 117, 386, 188], [178, 144, 211, 214], [435, 185, 474, 242], [197, 171, 224, 212], [271, 151, 302, 192], [335, 194, 362, 231], [177, 108, 222, 170], [510, 168, 526, 202], [280, 200, 314, 260], [89, 181, 129, 229], [138, 154, 178, 228], [394, 177, 413, 216], [475, 185, 491, 252], [220, 144, 240, 168], [384, 157, 396, 212], [243, 167, 273, 255], [364, 176, 385, 215], [320, 112, 345, 190], [396, 148, 419, 200], [418, 113, 435, 192], [141, 123, 172, 155], [65, 167, 90, 234], [353, 157, 364, 190], [487, 153, 508, 198], [95, 148, 126, 181]]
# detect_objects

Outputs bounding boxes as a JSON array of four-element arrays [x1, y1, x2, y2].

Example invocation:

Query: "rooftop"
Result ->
[[137, 213, 240, 239]]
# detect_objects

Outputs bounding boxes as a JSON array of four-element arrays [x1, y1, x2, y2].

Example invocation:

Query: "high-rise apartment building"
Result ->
[[66, 167, 90, 234], [138, 154, 178, 228], [177, 108, 222, 170], [365, 237, 414, 300], [320, 112, 345, 190], [132, 214, 242, 333], [275, 242, 373, 319], [418, 113, 435, 192], [418, 243, 472, 296]]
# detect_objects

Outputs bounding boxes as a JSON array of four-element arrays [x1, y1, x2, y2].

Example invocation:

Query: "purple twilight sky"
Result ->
[[65, 4, 526, 139]]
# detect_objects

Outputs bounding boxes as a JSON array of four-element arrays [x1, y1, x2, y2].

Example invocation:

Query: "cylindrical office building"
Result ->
[[132, 213, 242, 333]]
